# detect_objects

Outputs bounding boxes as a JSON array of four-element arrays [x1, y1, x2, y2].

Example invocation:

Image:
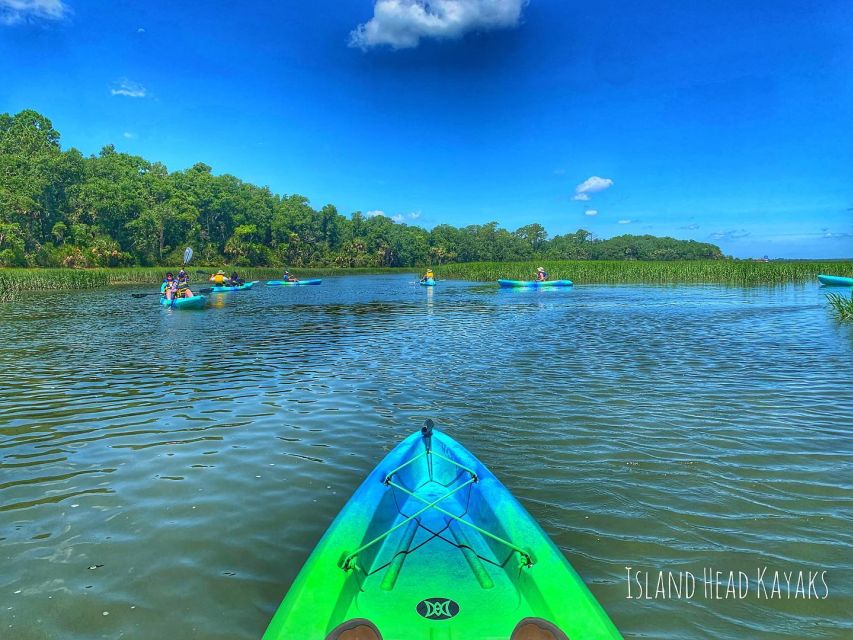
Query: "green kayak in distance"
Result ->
[[266, 279, 322, 286], [818, 274, 853, 287], [262, 422, 622, 640], [498, 279, 574, 288], [210, 281, 258, 292]]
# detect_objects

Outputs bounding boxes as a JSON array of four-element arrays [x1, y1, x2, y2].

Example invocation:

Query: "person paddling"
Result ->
[[535, 266, 548, 282], [229, 272, 243, 286], [175, 271, 194, 298], [420, 269, 435, 283], [282, 270, 299, 283], [163, 272, 176, 300], [209, 270, 228, 286]]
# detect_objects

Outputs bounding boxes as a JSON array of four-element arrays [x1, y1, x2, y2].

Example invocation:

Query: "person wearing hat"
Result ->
[[420, 268, 435, 283], [162, 272, 176, 300], [282, 270, 298, 283], [209, 270, 228, 286], [535, 266, 548, 281]]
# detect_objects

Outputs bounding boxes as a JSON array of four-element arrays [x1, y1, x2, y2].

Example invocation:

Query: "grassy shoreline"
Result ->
[[435, 260, 853, 285], [1, 261, 852, 300]]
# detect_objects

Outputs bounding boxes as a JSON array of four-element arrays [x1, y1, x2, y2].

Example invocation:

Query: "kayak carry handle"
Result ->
[[422, 419, 434, 453]]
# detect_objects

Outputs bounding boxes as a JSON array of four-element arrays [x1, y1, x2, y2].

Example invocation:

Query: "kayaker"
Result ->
[[175, 273, 194, 299], [209, 270, 228, 286], [282, 270, 298, 283], [535, 267, 548, 281], [229, 271, 243, 286], [420, 269, 434, 283], [163, 272, 176, 300]]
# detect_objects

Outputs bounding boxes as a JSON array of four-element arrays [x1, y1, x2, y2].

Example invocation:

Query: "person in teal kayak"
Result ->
[[420, 268, 435, 283], [228, 271, 244, 286], [535, 266, 548, 281], [282, 270, 298, 283], [162, 272, 176, 300], [175, 270, 195, 298], [164, 271, 194, 300]]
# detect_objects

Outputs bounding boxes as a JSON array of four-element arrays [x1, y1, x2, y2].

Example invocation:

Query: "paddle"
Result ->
[[131, 246, 194, 298]]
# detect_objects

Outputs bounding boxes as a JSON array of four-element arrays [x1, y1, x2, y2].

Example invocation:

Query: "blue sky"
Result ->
[[1, 0, 851, 258]]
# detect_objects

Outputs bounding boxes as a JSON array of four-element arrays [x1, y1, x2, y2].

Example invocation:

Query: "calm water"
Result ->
[[1, 275, 851, 639]]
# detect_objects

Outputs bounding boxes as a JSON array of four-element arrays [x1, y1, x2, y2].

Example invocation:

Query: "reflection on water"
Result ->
[[0, 276, 851, 639]]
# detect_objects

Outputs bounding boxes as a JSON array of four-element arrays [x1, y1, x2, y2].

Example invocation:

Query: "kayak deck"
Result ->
[[498, 279, 574, 288], [818, 274, 853, 287], [266, 279, 323, 286], [160, 294, 207, 309], [263, 426, 621, 639], [210, 281, 258, 292]]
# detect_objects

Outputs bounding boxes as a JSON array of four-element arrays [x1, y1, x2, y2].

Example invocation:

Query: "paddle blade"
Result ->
[[183, 247, 193, 265]]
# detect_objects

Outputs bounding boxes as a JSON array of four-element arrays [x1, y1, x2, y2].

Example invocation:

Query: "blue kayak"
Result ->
[[211, 281, 258, 292], [498, 279, 574, 288], [159, 282, 207, 309], [160, 294, 207, 309], [420, 278, 436, 286], [818, 274, 853, 287], [266, 279, 322, 286]]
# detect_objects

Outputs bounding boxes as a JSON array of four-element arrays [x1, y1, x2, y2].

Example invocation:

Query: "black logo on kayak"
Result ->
[[416, 598, 459, 620]]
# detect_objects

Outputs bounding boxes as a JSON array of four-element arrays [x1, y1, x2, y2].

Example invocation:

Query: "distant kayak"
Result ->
[[210, 281, 258, 292], [419, 278, 436, 286], [818, 274, 853, 287], [266, 279, 322, 286], [262, 422, 622, 640], [498, 279, 574, 288], [160, 294, 207, 309]]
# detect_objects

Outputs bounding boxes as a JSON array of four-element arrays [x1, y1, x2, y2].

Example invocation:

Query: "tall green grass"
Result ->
[[0, 266, 406, 301], [434, 260, 853, 285], [826, 292, 853, 321]]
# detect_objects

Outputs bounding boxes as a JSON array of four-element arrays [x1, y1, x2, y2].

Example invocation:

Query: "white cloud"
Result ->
[[618, 219, 631, 224], [409, 210, 422, 219], [572, 175, 614, 201], [709, 229, 750, 241], [137, 27, 144, 33], [0, 0, 68, 25], [122, 132, 136, 139], [350, 0, 527, 50], [365, 210, 386, 218], [391, 214, 405, 223], [110, 78, 147, 98], [584, 209, 598, 217]]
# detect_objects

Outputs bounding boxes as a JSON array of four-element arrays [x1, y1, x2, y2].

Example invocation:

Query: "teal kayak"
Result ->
[[160, 294, 207, 309], [159, 282, 207, 309], [210, 281, 258, 292], [818, 274, 853, 287], [498, 279, 574, 288], [263, 422, 622, 640], [419, 278, 436, 286], [266, 279, 322, 286]]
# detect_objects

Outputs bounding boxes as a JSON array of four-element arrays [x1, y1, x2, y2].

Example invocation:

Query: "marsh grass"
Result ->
[[434, 260, 853, 285], [826, 291, 853, 321]]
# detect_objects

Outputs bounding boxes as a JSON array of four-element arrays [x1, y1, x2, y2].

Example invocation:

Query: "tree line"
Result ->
[[0, 110, 724, 268]]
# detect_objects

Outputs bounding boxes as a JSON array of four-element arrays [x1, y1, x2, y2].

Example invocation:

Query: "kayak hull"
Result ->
[[498, 279, 574, 288], [262, 428, 622, 640], [210, 281, 258, 292], [266, 279, 323, 286], [420, 278, 436, 286], [818, 274, 853, 287], [160, 294, 207, 309]]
